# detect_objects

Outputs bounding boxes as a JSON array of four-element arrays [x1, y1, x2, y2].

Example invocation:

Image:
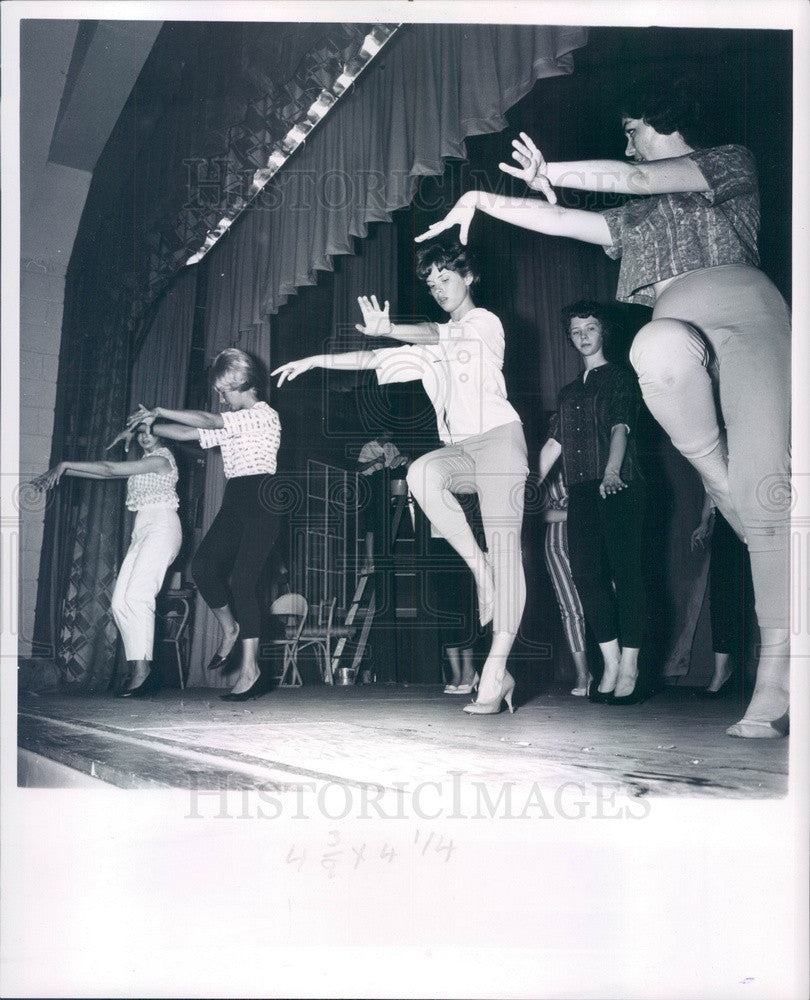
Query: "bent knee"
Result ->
[[406, 456, 441, 496], [630, 319, 709, 377]]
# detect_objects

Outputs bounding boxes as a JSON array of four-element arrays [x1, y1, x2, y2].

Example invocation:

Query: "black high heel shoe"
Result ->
[[588, 686, 615, 704], [207, 626, 240, 672], [220, 671, 270, 702], [206, 649, 235, 672], [699, 670, 739, 700], [610, 674, 648, 706], [117, 669, 158, 698]]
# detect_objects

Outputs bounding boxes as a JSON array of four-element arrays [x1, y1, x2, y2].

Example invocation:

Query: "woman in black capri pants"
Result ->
[[538, 301, 646, 704], [126, 348, 283, 700]]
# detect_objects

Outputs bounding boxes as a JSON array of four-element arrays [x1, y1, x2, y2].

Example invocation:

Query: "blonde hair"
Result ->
[[211, 348, 261, 393]]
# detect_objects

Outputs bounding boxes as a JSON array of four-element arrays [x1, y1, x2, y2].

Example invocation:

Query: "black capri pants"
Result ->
[[566, 478, 646, 649], [192, 474, 283, 639]]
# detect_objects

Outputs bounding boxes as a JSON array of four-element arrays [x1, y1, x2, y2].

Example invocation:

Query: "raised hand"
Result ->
[[30, 463, 65, 492], [414, 194, 477, 246], [499, 132, 557, 204], [106, 427, 135, 454], [271, 358, 317, 387], [126, 403, 157, 431], [355, 295, 392, 337]]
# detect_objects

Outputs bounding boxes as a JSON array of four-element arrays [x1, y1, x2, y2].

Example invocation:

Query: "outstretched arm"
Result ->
[[416, 190, 612, 247], [30, 455, 171, 491], [501, 132, 710, 198], [127, 403, 223, 432], [355, 296, 440, 344], [272, 351, 380, 386]]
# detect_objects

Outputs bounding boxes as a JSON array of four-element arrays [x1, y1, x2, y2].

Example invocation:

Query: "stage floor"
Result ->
[[17, 682, 788, 799]]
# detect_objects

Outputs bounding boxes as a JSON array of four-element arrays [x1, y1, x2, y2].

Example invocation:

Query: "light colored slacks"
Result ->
[[407, 420, 528, 635], [629, 264, 790, 629], [111, 506, 182, 660]]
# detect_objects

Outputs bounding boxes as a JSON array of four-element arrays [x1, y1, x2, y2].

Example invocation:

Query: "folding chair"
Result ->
[[267, 593, 308, 687]]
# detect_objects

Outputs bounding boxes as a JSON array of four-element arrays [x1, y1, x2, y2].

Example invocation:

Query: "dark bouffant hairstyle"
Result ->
[[561, 300, 614, 346], [415, 240, 480, 286], [211, 347, 265, 395], [618, 76, 705, 147]]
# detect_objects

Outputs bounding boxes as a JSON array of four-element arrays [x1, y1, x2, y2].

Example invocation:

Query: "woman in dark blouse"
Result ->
[[418, 78, 790, 738], [538, 301, 646, 703]]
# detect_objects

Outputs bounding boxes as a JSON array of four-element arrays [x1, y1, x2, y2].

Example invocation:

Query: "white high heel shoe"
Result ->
[[449, 672, 479, 696], [463, 670, 515, 715]]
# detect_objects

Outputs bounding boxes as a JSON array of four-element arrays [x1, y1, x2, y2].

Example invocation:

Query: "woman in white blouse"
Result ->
[[273, 242, 528, 716], [126, 348, 283, 701], [31, 424, 182, 697]]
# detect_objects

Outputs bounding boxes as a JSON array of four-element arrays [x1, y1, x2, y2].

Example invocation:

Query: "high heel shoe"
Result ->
[[117, 669, 157, 698], [207, 626, 240, 671], [463, 671, 515, 715], [220, 671, 270, 702], [588, 686, 614, 704], [451, 672, 480, 696], [726, 712, 789, 739], [700, 669, 738, 700], [610, 673, 647, 705], [443, 683, 459, 694]]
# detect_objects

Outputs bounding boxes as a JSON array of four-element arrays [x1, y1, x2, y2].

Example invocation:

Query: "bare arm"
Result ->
[[416, 190, 612, 247], [30, 455, 171, 491], [150, 423, 203, 443], [546, 157, 710, 197], [538, 438, 563, 484], [127, 403, 223, 431], [502, 132, 710, 198], [355, 296, 440, 344], [272, 352, 380, 386], [691, 492, 716, 550], [599, 425, 629, 498]]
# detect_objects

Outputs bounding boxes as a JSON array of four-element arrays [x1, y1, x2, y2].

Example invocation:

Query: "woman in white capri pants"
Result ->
[[273, 241, 528, 715], [419, 78, 791, 738], [32, 424, 181, 696]]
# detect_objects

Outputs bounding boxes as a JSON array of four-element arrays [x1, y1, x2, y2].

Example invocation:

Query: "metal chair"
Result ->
[[158, 588, 193, 690], [299, 597, 356, 684], [267, 593, 308, 687]]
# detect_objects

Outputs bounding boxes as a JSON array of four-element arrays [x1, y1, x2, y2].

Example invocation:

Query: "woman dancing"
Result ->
[[31, 424, 181, 696], [273, 241, 528, 715], [417, 78, 790, 738], [124, 348, 283, 701]]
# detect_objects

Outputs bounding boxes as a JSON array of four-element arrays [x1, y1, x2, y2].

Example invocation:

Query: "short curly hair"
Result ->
[[618, 76, 705, 147], [561, 300, 614, 346], [415, 239, 480, 286]]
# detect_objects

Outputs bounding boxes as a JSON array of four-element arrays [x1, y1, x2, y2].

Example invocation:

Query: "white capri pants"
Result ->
[[110, 506, 183, 661], [407, 420, 529, 635], [629, 264, 790, 629]]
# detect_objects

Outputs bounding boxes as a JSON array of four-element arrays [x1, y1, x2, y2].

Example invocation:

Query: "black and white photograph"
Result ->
[[2, 1, 808, 997]]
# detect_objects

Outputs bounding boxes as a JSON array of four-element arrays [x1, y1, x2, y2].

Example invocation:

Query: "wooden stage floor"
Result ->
[[17, 682, 788, 799]]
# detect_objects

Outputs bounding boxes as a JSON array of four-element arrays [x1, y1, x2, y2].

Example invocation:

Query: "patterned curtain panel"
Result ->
[[37, 299, 133, 692]]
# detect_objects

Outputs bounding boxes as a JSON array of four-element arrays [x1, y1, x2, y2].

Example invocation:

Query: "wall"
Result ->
[[18, 258, 66, 657]]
